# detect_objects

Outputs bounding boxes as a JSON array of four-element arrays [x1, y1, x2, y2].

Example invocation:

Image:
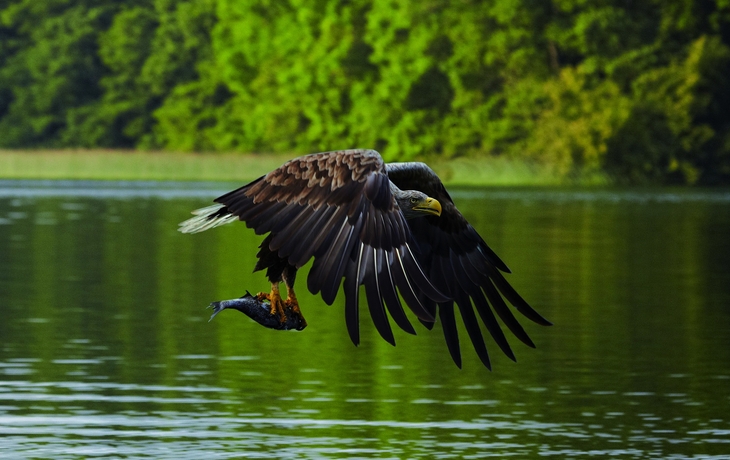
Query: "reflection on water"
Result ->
[[1, 180, 729, 459]]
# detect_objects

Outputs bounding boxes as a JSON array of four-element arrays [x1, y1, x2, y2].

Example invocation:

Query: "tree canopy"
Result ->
[[1, 0, 729, 184]]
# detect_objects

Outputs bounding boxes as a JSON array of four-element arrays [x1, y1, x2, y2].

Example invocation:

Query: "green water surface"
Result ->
[[0, 180, 729, 459]]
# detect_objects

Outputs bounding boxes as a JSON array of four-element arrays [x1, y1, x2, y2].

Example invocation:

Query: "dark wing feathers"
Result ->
[[343, 243, 361, 345], [454, 288, 491, 370], [483, 279, 536, 348], [391, 247, 440, 321], [320, 216, 364, 305], [287, 205, 339, 267], [438, 301, 461, 368], [386, 161, 551, 368], [379, 249, 416, 335], [362, 246, 395, 345], [214, 149, 442, 346]]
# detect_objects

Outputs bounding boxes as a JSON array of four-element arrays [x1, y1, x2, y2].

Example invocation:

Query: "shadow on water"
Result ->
[[0, 180, 729, 458]]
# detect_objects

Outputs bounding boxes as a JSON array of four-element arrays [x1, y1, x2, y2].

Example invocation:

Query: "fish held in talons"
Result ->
[[207, 291, 307, 331]]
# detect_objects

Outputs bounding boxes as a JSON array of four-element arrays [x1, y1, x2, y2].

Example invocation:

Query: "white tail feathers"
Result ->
[[178, 203, 238, 234]]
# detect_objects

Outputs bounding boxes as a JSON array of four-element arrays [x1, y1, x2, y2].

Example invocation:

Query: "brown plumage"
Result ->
[[179, 149, 551, 369]]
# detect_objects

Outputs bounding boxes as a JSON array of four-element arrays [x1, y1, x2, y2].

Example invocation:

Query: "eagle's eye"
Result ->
[[410, 197, 418, 204]]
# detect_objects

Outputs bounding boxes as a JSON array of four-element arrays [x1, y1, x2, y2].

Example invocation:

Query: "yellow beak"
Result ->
[[413, 197, 442, 217]]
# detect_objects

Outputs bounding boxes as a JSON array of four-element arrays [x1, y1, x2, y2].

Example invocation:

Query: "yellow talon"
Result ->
[[285, 285, 307, 328], [256, 283, 286, 322]]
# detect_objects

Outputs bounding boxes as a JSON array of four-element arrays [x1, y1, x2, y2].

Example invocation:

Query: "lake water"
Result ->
[[1, 179, 729, 459]]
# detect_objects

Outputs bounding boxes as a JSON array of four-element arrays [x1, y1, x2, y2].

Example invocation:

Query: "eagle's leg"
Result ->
[[256, 283, 287, 322], [255, 243, 306, 326], [284, 285, 307, 328], [283, 265, 307, 328]]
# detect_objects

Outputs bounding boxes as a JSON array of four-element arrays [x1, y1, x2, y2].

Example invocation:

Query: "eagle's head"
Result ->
[[395, 190, 442, 219]]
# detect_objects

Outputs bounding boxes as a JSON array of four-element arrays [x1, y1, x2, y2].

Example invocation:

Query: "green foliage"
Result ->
[[607, 35, 730, 184], [0, 1, 114, 147], [64, 5, 159, 148], [0, 0, 729, 184], [523, 68, 632, 178]]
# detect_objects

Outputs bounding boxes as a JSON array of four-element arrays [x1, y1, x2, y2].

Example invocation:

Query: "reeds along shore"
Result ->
[[0, 150, 606, 186]]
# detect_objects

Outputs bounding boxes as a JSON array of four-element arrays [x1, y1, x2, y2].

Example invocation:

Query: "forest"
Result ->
[[1, 0, 729, 184]]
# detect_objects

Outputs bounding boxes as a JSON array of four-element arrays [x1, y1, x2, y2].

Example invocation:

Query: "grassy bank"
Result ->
[[0, 150, 293, 183], [0, 149, 608, 186]]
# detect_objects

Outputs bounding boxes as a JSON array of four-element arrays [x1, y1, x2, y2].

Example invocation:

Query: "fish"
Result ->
[[207, 291, 307, 331]]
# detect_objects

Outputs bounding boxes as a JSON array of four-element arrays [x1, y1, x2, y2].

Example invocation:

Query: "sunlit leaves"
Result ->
[[0, 0, 729, 183]]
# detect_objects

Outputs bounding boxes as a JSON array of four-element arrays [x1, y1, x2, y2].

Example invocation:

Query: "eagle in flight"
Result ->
[[179, 149, 550, 368]]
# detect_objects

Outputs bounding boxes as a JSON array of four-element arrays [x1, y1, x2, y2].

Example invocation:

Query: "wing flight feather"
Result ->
[[386, 161, 551, 368]]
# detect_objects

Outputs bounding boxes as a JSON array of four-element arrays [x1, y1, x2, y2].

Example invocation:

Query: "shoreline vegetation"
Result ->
[[1, 3, 728, 185], [0, 149, 608, 186]]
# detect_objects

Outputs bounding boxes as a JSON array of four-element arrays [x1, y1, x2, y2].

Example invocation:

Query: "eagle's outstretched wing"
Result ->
[[386, 162, 552, 369], [213, 150, 448, 346]]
